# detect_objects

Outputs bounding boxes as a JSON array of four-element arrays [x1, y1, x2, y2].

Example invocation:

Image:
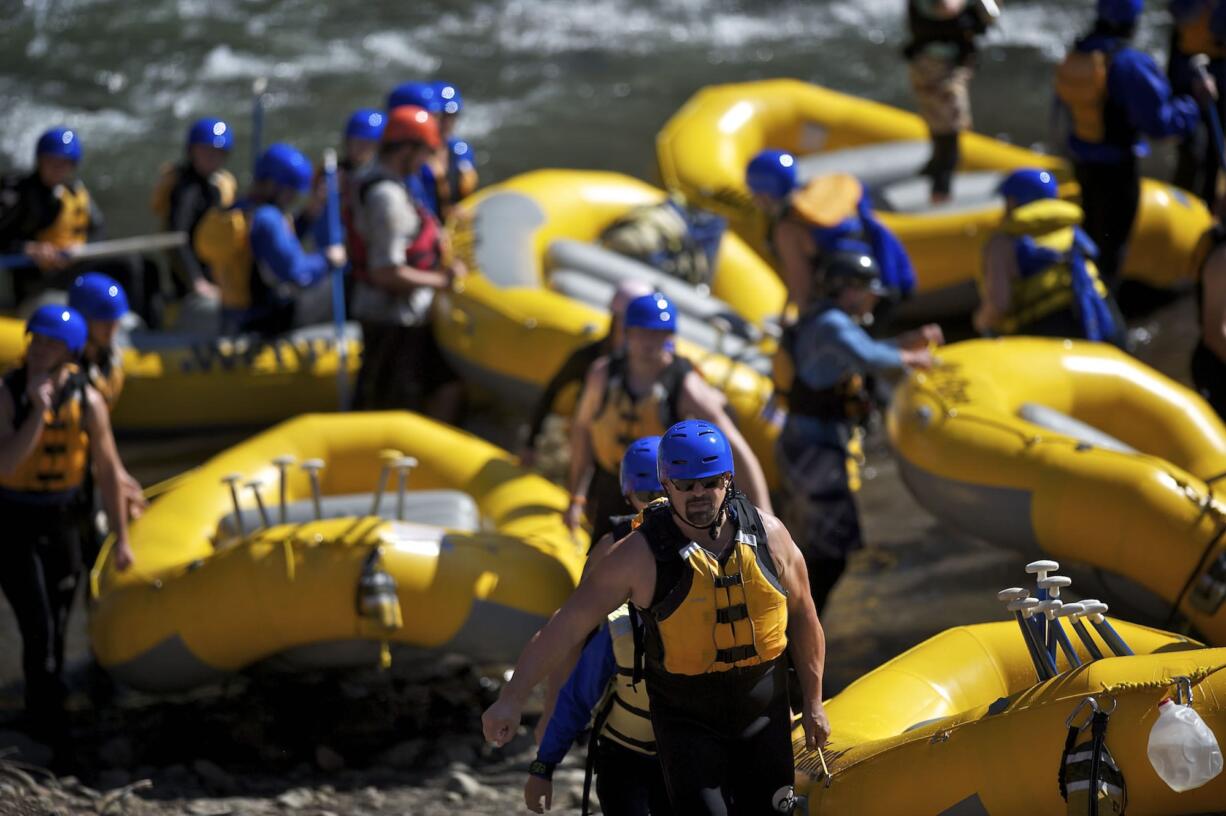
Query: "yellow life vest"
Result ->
[[589, 355, 691, 475], [150, 163, 238, 222], [997, 199, 1109, 334], [1177, 3, 1226, 59], [1055, 49, 1111, 144], [194, 205, 254, 310], [599, 605, 657, 756], [0, 365, 90, 495], [789, 173, 863, 229], [84, 345, 124, 410], [638, 495, 789, 676], [35, 182, 91, 249]]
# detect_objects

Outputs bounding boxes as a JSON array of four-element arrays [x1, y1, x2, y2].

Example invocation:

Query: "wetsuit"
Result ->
[[1193, 224, 1226, 419], [635, 495, 793, 815]]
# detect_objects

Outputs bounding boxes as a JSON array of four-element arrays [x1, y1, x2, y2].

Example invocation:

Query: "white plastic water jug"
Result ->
[[1146, 698, 1224, 792]]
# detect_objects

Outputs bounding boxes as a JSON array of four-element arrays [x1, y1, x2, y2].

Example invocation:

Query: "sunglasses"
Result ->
[[668, 476, 726, 493], [632, 490, 666, 505]]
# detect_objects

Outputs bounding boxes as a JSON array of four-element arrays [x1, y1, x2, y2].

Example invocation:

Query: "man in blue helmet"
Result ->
[[526, 436, 671, 816], [0, 305, 133, 755], [565, 292, 772, 544], [745, 150, 916, 314], [300, 108, 385, 248], [776, 250, 940, 616], [150, 117, 238, 302], [1054, 0, 1209, 287], [975, 169, 1124, 345], [1168, 0, 1226, 202], [0, 128, 104, 303], [487, 419, 829, 815], [428, 80, 479, 220], [194, 143, 345, 336]]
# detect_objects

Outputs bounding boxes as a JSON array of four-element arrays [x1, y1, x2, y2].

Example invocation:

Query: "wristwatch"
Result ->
[[528, 759, 555, 779]]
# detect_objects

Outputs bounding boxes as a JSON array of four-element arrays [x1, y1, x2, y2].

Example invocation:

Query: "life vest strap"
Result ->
[[715, 603, 750, 624], [713, 573, 743, 588], [716, 644, 757, 664]]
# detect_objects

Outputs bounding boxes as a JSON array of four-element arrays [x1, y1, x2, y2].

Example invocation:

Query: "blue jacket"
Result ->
[[248, 203, 330, 289], [536, 625, 616, 768], [1067, 34, 1201, 163]]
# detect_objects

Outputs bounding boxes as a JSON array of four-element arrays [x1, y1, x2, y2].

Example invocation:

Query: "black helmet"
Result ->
[[820, 251, 887, 296]]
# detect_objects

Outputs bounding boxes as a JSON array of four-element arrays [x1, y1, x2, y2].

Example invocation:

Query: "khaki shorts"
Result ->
[[909, 53, 973, 134]]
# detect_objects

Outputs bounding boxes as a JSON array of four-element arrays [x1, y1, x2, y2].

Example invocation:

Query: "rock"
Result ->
[[276, 787, 315, 809], [95, 768, 130, 790], [445, 769, 483, 798], [439, 739, 478, 767], [97, 735, 134, 768], [445, 791, 463, 804], [0, 729, 52, 767], [566, 783, 589, 808], [314, 745, 345, 773], [192, 758, 236, 793], [380, 738, 425, 770], [361, 786, 386, 808]]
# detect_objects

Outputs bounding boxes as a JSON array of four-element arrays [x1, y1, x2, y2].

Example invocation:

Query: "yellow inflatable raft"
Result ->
[[887, 338, 1226, 645], [796, 620, 1226, 813], [438, 169, 787, 484], [89, 412, 585, 692], [657, 79, 1211, 299], [0, 317, 359, 433]]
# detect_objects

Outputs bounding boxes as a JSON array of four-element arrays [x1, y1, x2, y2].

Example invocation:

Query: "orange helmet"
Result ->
[[383, 105, 441, 149]]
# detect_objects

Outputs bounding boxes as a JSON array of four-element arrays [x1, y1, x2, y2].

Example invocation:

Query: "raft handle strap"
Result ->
[[1166, 523, 1226, 627]]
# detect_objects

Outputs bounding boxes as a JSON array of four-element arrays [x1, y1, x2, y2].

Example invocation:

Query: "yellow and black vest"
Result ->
[[35, 181, 91, 249], [150, 161, 237, 223], [996, 199, 1110, 334], [1055, 40, 1130, 148], [193, 204, 261, 311], [0, 365, 90, 497], [1176, 2, 1226, 59], [589, 353, 692, 475], [597, 605, 657, 756], [636, 493, 789, 677], [84, 345, 124, 410]]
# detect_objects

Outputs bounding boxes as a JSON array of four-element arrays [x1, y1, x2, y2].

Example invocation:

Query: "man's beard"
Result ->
[[683, 496, 719, 527]]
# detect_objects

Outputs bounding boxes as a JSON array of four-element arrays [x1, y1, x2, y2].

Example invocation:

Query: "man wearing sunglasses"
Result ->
[[565, 292, 772, 545], [487, 420, 827, 815]]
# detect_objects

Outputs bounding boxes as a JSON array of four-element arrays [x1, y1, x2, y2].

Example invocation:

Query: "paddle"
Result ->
[[322, 148, 350, 411], [0, 232, 188, 270]]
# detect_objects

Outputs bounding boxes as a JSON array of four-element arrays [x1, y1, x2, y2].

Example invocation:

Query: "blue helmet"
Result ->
[[255, 143, 313, 193], [432, 80, 463, 115], [620, 436, 663, 496], [998, 169, 1058, 207], [746, 149, 797, 200], [387, 81, 443, 114], [187, 117, 234, 151], [1097, 0, 1142, 25], [624, 293, 677, 333], [27, 305, 87, 354], [36, 127, 82, 163], [69, 272, 129, 322], [658, 420, 735, 482], [345, 108, 386, 141]]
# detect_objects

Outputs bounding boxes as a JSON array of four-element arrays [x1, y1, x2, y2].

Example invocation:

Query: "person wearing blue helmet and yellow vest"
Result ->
[[194, 143, 345, 336], [429, 80, 479, 219], [1055, 0, 1210, 287], [526, 437, 671, 816], [1168, 0, 1226, 202], [776, 251, 941, 616], [0, 305, 134, 750], [487, 420, 829, 815], [566, 292, 771, 543], [67, 272, 147, 556], [149, 117, 238, 301], [745, 149, 916, 314], [974, 169, 1125, 346]]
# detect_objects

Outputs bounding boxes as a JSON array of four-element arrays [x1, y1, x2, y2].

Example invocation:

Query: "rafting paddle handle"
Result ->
[[1080, 600, 1135, 657]]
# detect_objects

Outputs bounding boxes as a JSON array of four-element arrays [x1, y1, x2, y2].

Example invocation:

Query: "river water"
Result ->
[[0, 0, 1205, 698]]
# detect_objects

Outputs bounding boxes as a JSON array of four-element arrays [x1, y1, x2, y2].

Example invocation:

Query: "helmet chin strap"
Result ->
[[670, 478, 733, 542]]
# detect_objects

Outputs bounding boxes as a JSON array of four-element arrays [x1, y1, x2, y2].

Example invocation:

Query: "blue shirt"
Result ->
[[536, 624, 616, 767], [1066, 35, 1201, 163], [784, 304, 904, 447], [248, 204, 330, 289]]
